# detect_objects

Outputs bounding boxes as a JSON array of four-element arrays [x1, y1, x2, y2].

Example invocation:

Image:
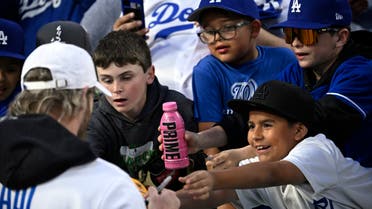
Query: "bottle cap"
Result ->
[[162, 101, 177, 111]]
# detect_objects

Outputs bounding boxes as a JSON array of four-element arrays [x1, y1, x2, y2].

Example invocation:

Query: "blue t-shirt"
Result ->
[[277, 56, 372, 167], [193, 45, 296, 122]]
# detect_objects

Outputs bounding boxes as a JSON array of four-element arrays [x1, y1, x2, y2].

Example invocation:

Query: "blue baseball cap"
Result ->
[[0, 18, 25, 60], [272, 0, 352, 29], [187, 0, 260, 22]]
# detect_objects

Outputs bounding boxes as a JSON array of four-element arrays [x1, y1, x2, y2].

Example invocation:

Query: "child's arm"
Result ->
[[206, 145, 256, 170], [257, 28, 289, 48], [177, 188, 238, 208], [180, 160, 306, 199]]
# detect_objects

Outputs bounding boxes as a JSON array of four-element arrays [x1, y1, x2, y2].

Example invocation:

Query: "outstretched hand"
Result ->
[[206, 146, 254, 170], [178, 170, 215, 200]]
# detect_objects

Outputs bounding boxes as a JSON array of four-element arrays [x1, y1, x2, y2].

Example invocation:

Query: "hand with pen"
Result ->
[[146, 186, 180, 209]]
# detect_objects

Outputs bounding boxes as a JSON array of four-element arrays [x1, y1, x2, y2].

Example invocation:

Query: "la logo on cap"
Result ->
[[209, 0, 222, 3], [291, 0, 301, 13], [0, 31, 8, 45]]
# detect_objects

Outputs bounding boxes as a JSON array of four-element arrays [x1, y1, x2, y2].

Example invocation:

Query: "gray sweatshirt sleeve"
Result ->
[[80, 0, 121, 49]]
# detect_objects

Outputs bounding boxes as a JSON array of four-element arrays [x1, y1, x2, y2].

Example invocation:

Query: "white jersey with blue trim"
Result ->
[[236, 134, 372, 209], [0, 159, 146, 209], [144, 0, 209, 100]]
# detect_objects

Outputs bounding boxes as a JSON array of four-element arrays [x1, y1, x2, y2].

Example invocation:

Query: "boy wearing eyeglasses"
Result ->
[[272, 0, 372, 167], [188, 0, 297, 155]]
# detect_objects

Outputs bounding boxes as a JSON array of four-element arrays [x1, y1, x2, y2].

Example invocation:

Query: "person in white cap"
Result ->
[[0, 42, 178, 209]]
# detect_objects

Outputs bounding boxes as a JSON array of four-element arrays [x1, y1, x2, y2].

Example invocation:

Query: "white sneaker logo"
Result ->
[[0, 31, 8, 45], [291, 0, 301, 13]]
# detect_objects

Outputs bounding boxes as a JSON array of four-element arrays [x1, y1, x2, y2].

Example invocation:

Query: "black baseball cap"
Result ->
[[228, 80, 315, 128], [36, 21, 92, 54]]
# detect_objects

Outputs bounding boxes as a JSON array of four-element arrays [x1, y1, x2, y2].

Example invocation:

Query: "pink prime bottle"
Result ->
[[160, 101, 189, 169]]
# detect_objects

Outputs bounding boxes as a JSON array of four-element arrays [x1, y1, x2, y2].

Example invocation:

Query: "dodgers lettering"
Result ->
[[0, 186, 36, 209], [148, 3, 193, 28]]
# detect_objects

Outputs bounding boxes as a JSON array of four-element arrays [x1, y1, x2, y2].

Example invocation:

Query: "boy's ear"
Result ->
[[146, 65, 155, 84], [294, 123, 308, 142], [250, 20, 261, 38], [335, 28, 349, 48]]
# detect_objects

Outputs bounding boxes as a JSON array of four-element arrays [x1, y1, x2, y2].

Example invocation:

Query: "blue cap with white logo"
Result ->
[[0, 18, 25, 60], [187, 0, 260, 22], [272, 0, 352, 29]]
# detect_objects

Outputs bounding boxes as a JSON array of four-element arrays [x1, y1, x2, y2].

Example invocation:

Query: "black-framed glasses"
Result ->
[[283, 28, 339, 46], [197, 21, 250, 44]]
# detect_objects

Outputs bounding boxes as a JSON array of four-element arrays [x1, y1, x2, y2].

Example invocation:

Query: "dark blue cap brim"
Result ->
[[270, 20, 332, 29], [0, 51, 25, 60]]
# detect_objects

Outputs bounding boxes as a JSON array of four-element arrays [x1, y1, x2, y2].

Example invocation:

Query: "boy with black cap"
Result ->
[[0, 18, 25, 117], [178, 80, 372, 209], [188, 0, 296, 156]]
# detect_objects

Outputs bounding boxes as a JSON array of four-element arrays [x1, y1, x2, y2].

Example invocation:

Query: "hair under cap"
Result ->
[[21, 42, 111, 96]]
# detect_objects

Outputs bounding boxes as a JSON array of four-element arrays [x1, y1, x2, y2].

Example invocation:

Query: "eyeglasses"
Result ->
[[197, 21, 250, 44], [283, 28, 339, 46]]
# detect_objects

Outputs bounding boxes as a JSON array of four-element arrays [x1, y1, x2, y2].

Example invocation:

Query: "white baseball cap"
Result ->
[[21, 42, 111, 96]]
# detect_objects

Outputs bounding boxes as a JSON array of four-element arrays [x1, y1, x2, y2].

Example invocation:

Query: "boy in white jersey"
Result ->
[[178, 80, 372, 209]]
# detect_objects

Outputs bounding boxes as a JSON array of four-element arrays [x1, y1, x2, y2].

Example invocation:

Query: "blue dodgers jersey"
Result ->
[[277, 56, 372, 167], [18, 0, 96, 56], [193, 45, 297, 122]]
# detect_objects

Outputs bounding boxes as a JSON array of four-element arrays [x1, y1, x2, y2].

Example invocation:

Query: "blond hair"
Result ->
[[9, 68, 92, 121]]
